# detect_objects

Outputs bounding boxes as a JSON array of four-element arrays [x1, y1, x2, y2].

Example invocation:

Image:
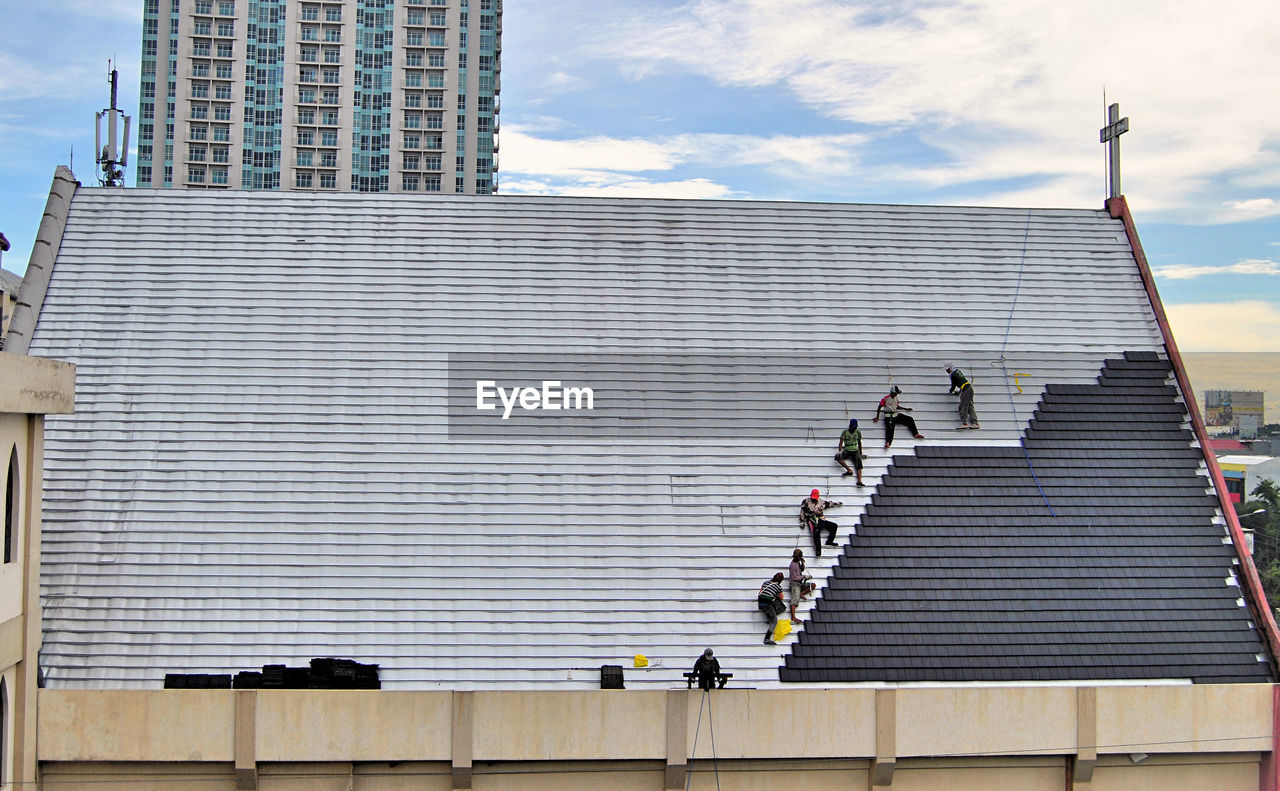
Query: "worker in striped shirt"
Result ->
[[757, 573, 786, 645]]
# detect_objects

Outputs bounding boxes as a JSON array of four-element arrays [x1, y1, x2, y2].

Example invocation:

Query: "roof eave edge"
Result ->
[[5, 165, 79, 355], [1108, 195, 1280, 679]]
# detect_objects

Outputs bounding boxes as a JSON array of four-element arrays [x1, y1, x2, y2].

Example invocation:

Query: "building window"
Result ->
[[302, 25, 318, 40], [324, 47, 341, 63], [212, 146, 229, 163], [405, 52, 423, 67], [406, 31, 423, 46], [301, 46, 318, 62], [403, 153, 420, 169], [5, 447, 17, 564], [325, 6, 341, 21], [456, 176, 465, 192], [217, 42, 234, 57], [321, 110, 338, 125], [321, 130, 339, 146], [430, 10, 446, 25], [320, 152, 337, 167], [218, 0, 234, 14], [299, 87, 316, 102], [323, 68, 340, 84], [324, 27, 341, 42], [428, 52, 445, 67], [320, 172, 336, 188], [296, 171, 313, 187], [189, 165, 206, 183], [298, 108, 315, 124], [215, 84, 232, 100], [211, 167, 229, 184], [425, 175, 441, 191], [216, 63, 233, 78], [195, 0, 212, 11], [301, 5, 318, 20], [297, 129, 315, 145], [402, 174, 419, 190], [298, 151, 313, 166], [217, 21, 234, 36], [1, 678, 8, 785]]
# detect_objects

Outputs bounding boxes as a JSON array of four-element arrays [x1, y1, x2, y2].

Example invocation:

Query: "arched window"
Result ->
[[3, 447, 16, 565], [1, 676, 7, 786]]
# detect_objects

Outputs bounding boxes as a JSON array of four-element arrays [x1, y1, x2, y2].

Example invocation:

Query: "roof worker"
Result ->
[[946, 364, 980, 429], [800, 488, 842, 557], [692, 648, 727, 689], [835, 418, 866, 486], [788, 548, 816, 623], [873, 385, 924, 449], [757, 573, 786, 645]]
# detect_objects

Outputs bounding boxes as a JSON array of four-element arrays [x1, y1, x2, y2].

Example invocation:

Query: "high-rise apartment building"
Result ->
[[136, 0, 500, 193]]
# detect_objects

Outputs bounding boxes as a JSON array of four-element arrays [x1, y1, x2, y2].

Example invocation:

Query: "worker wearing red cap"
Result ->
[[799, 488, 842, 556]]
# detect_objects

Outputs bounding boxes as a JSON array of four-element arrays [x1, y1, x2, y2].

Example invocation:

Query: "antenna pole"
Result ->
[[95, 60, 131, 187]]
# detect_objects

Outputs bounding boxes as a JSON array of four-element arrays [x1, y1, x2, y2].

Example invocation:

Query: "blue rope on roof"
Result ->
[[998, 209, 1057, 517]]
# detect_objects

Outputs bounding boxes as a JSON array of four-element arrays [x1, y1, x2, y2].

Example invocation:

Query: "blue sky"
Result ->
[[3, 0, 1279, 350]]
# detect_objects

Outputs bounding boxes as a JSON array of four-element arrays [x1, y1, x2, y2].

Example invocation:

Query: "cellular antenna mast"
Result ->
[[95, 60, 131, 187]]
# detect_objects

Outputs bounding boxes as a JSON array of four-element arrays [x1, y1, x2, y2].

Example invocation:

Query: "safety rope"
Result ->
[[997, 209, 1056, 517], [686, 688, 722, 791]]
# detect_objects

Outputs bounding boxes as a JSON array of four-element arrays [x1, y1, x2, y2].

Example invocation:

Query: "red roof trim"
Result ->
[[1209, 438, 1250, 452], [1107, 196, 1280, 678]]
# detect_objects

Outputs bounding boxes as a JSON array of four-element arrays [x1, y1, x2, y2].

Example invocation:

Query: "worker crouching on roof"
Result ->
[[834, 418, 865, 486], [788, 548, 816, 623], [946, 364, 980, 429], [693, 648, 727, 689], [800, 488, 842, 557], [873, 385, 924, 448]]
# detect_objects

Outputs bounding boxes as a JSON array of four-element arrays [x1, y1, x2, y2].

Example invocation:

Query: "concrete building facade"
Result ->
[[0, 353, 74, 787], [136, 0, 500, 194]]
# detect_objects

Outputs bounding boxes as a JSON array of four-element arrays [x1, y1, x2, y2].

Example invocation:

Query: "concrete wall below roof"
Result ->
[[35, 684, 1274, 790]]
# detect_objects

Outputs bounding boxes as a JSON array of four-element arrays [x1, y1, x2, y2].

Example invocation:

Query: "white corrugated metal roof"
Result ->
[[29, 189, 1165, 688]]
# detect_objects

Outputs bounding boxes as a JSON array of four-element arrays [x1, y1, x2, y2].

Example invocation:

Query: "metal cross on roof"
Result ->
[[1099, 103, 1129, 199]]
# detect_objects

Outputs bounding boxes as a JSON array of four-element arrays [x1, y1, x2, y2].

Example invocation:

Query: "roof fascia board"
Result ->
[[1108, 195, 1280, 677], [5, 166, 78, 355]]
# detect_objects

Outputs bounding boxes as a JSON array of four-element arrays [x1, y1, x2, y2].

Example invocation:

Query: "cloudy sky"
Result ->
[[3, 0, 1279, 350]]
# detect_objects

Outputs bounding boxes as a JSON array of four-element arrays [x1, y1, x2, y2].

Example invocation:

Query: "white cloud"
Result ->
[[1154, 259, 1280, 280], [0, 54, 102, 102], [593, 0, 1280, 216], [501, 176, 735, 200], [1166, 300, 1280, 352], [1220, 199, 1280, 220], [500, 127, 867, 182], [545, 71, 589, 93]]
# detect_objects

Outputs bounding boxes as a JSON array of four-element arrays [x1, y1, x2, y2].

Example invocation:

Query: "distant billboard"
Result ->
[[1204, 389, 1265, 430]]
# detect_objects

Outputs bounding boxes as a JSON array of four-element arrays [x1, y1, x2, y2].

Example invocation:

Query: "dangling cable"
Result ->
[[686, 689, 706, 791], [997, 209, 1056, 516], [707, 686, 722, 791]]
